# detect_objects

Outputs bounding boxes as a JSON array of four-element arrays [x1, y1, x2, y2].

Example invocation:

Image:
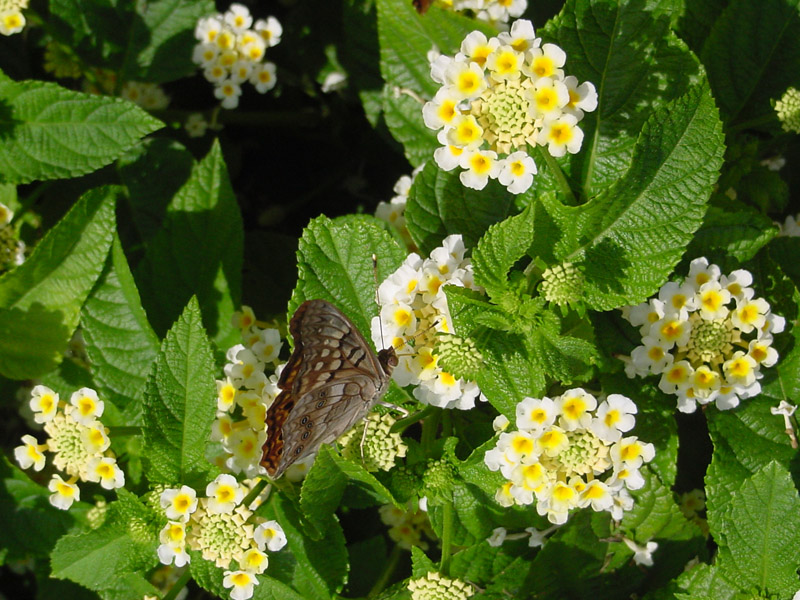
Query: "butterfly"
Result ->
[[261, 299, 398, 479]]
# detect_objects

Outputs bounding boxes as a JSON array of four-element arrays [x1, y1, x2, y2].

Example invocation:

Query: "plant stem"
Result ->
[[390, 405, 435, 434], [421, 409, 441, 455], [536, 146, 577, 205], [367, 544, 403, 598], [439, 501, 454, 576], [242, 478, 269, 508], [162, 566, 192, 600]]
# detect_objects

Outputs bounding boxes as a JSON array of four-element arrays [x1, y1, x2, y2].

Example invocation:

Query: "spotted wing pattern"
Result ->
[[261, 299, 397, 478]]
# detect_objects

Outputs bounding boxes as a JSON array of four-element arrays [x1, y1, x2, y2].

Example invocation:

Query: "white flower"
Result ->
[[224, 3, 252, 33], [85, 456, 125, 490], [622, 537, 658, 567], [498, 152, 537, 194], [48, 475, 80, 510], [487, 526, 507, 547], [223, 570, 258, 600], [562, 76, 598, 118], [215, 79, 243, 109], [555, 388, 597, 431], [498, 19, 539, 53], [239, 548, 269, 574], [30, 385, 59, 424], [525, 43, 566, 79], [537, 113, 584, 157], [157, 522, 190, 567], [69, 388, 103, 426], [516, 396, 557, 432], [459, 149, 501, 190], [255, 16, 282, 47], [591, 395, 637, 443], [206, 474, 244, 514], [251, 62, 277, 93], [160, 485, 198, 522], [254, 520, 287, 552], [14, 435, 47, 471]]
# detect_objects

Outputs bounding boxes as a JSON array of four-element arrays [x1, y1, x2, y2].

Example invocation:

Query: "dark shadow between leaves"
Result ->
[[583, 236, 631, 298]]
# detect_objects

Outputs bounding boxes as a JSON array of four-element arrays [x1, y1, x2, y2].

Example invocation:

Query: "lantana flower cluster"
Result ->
[[423, 19, 597, 194], [484, 389, 655, 525], [0, 0, 26, 36], [443, 0, 527, 26], [193, 4, 282, 109], [339, 412, 408, 472], [157, 476, 287, 600], [14, 386, 125, 510], [621, 258, 784, 413], [372, 234, 485, 410], [213, 307, 284, 478], [379, 501, 435, 550], [120, 81, 171, 111]]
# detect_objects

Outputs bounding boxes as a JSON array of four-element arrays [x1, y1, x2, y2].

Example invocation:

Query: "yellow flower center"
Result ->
[[512, 436, 533, 455]]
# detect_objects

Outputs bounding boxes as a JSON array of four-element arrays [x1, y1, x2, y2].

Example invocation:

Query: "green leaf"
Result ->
[[118, 138, 194, 244], [701, 0, 800, 125], [471, 204, 535, 304], [410, 545, 437, 578], [50, 493, 159, 599], [618, 472, 705, 580], [526, 312, 598, 384], [381, 89, 438, 168], [121, 0, 217, 83], [405, 163, 517, 257], [428, 479, 502, 546], [0, 186, 117, 378], [135, 140, 243, 347], [449, 543, 519, 589], [673, 561, 740, 600], [273, 493, 347, 599], [300, 445, 399, 539], [705, 396, 797, 527], [543, 0, 706, 192], [713, 462, 800, 597], [530, 81, 724, 310], [81, 235, 160, 420], [0, 457, 79, 560], [687, 198, 779, 266], [141, 296, 217, 487], [50, 0, 214, 83], [0, 80, 162, 184], [290, 214, 406, 339], [446, 287, 546, 417]]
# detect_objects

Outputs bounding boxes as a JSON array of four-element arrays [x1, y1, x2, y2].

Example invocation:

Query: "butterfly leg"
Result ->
[[376, 400, 410, 418], [358, 418, 370, 467]]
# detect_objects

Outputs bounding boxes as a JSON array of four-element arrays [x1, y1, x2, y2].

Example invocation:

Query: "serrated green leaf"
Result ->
[[405, 163, 517, 257], [50, 0, 214, 83], [701, 0, 800, 125], [446, 286, 546, 417], [0, 80, 162, 184], [526, 313, 598, 384], [705, 396, 797, 529], [142, 297, 217, 486], [449, 543, 517, 588], [300, 445, 399, 539], [50, 498, 158, 599], [428, 479, 501, 546], [82, 235, 160, 421], [135, 140, 242, 348], [0, 186, 116, 378], [530, 82, 724, 310], [290, 214, 406, 339], [0, 457, 79, 561], [687, 199, 778, 265], [714, 462, 800, 596], [377, 0, 493, 94], [189, 549, 225, 597], [471, 204, 535, 304], [618, 472, 705, 580], [273, 493, 347, 599], [381, 89, 439, 168], [120, 0, 216, 83], [527, 511, 638, 600], [410, 545, 437, 578], [543, 0, 705, 192], [673, 561, 740, 600], [118, 138, 194, 244]]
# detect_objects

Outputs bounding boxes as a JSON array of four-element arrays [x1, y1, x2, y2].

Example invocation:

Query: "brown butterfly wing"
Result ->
[[261, 299, 395, 478]]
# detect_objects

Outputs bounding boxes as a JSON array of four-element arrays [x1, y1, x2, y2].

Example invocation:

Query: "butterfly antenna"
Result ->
[[372, 253, 388, 351]]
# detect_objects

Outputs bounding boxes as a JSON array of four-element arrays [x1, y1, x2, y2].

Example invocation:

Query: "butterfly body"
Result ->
[[261, 299, 397, 478]]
